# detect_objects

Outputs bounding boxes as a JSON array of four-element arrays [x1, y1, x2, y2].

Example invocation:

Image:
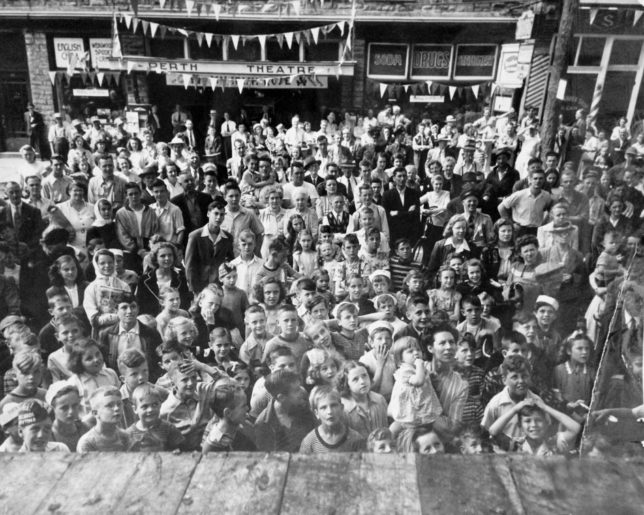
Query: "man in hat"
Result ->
[[47, 113, 71, 160], [138, 164, 159, 206], [485, 147, 520, 201], [303, 155, 324, 189], [454, 142, 479, 176], [608, 146, 639, 183], [170, 173, 212, 245], [461, 186, 494, 249], [24, 102, 49, 160]]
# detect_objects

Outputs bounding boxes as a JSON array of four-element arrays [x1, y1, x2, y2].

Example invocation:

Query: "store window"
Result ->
[[304, 41, 340, 62], [577, 37, 605, 66], [228, 40, 261, 61], [598, 71, 637, 130], [189, 40, 223, 61], [561, 73, 596, 125], [149, 38, 184, 59], [266, 40, 300, 62], [609, 39, 642, 66]]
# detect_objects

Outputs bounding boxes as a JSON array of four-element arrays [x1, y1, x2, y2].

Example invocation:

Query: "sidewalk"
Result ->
[[0, 153, 36, 183]]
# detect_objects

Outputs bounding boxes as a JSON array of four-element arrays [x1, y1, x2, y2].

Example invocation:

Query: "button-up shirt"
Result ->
[[222, 207, 264, 257], [117, 322, 142, 356], [42, 174, 73, 203], [151, 201, 185, 244], [500, 188, 552, 228]]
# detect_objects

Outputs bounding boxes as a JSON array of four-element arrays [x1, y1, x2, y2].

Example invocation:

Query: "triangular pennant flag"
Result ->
[[124, 14, 132, 29], [237, 78, 245, 93], [214, 35, 223, 46], [196, 4, 202, 16], [448, 86, 456, 99], [141, 20, 150, 36], [311, 27, 319, 44], [425, 80, 432, 91], [48, 71, 57, 85], [127, 60, 135, 74], [97, 72, 105, 86], [182, 73, 192, 89], [276, 34, 284, 48], [291, 0, 300, 15], [295, 32, 302, 46], [205, 33, 213, 47], [88, 71, 96, 83], [231, 34, 240, 50], [150, 22, 159, 38], [379, 83, 388, 98], [634, 10, 643, 26], [186, 0, 195, 15], [130, 0, 138, 15], [589, 8, 599, 25], [177, 28, 189, 37], [284, 32, 293, 49], [132, 17, 140, 33], [209, 77, 218, 90], [213, 3, 221, 20], [240, 35, 250, 46], [471, 84, 480, 97], [197, 32, 205, 47], [258, 35, 266, 53], [403, 84, 409, 93], [158, 0, 166, 7], [337, 21, 345, 36], [303, 30, 311, 46]]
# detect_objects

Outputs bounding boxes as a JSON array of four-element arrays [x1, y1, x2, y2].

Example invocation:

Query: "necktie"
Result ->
[[13, 207, 21, 231], [188, 131, 195, 148]]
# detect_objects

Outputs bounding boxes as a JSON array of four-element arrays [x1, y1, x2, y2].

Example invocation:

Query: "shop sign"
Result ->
[[72, 88, 109, 97], [493, 95, 513, 113], [515, 10, 535, 40], [53, 38, 86, 69], [89, 39, 119, 70], [367, 43, 409, 79], [453, 44, 498, 80], [409, 45, 452, 80], [165, 73, 328, 89], [410, 95, 444, 103], [496, 44, 523, 89]]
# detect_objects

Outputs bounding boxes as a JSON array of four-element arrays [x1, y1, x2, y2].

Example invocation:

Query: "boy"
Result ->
[[456, 295, 501, 368], [333, 234, 365, 298], [239, 305, 269, 366], [481, 355, 543, 439], [458, 425, 484, 455], [47, 314, 83, 382], [394, 296, 432, 361], [230, 229, 264, 301], [18, 399, 70, 452], [255, 237, 300, 289], [250, 346, 297, 418], [118, 349, 169, 427], [38, 291, 75, 361], [77, 386, 130, 452], [126, 383, 185, 451], [360, 321, 396, 399], [366, 427, 394, 454], [202, 381, 256, 452], [0, 403, 22, 451], [360, 228, 391, 276], [262, 304, 312, 367], [389, 238, 419, 292], [533, 295, 563, 367], [331, 302, 369, 361], [0, 351, 47, 410], [160, 360, 216, 451], [46, 381, 88, 451], [481, 330, 528, 406], [294, 278, 317, 319], [351, 208, 389, 255]]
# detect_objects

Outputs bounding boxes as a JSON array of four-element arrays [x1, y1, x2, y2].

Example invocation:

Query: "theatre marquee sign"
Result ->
[[367, 42, 497, 81]]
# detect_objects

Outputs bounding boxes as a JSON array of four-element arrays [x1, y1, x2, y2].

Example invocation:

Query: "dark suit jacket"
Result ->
[[382, 187, 421, 244], [98, 321, 163, 381], [0, 202, 43, 248], [170, 192, 213, 242], [184, 227, 234, 293], [485, 166, 520, 199], [136, 267, 192, 316]]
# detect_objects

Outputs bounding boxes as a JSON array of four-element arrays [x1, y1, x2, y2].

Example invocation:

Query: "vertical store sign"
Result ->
[[453, 44, 498, 80], [367, 43, 409, 80], [409, 45, 452, 80], [496, 43, 523, 89], [53, 38, 86, 69]]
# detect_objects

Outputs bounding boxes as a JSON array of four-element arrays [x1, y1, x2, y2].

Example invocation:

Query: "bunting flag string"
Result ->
[[375, 80, 492, 99]]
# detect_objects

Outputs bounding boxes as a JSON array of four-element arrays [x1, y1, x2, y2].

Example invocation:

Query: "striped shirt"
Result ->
[[299, 427, 365, 453]]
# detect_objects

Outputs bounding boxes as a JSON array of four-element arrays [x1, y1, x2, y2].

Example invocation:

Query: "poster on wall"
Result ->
[[496, 43, 523, 89], [453, 44, 498, 80], [53, 38, 86, 69], [367, 43, 409, 80], [89, 38, 120, 70], [409, 44, 452, 80]]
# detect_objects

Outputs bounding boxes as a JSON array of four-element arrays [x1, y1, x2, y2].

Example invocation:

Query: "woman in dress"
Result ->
[[58, 180, 95, 254]]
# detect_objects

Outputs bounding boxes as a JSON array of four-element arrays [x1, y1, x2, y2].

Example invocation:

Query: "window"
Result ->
[[189, 40, 223, 61], [228, 40, 261, 61], [577, 37, 605, 66], [266, 40, 300, 62], [149, 38, 184, 59], [609, 39, 642, 66], [305, 41, 340, 62]]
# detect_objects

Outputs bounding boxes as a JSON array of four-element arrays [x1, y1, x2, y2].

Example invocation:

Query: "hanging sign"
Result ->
[[409, 44, 452, 80], [165, 73, 328, 89], [72, 88, 110, 97], [89, 38, 118, 70], [410, 95, 444, 103], [496, 43, 522, 89], [367, 43, 409, 80], [453, 44, 498, 80], [53, 38, 86, 69], [515, 10, 535, 40]]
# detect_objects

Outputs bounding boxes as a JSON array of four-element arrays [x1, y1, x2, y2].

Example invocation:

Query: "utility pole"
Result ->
[[540, 0, 578, 154]]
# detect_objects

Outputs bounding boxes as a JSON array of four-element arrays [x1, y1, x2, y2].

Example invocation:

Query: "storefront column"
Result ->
[[351, 38, 366, 110], [125, 73, 149, 105], [24, 30, 55, 117]]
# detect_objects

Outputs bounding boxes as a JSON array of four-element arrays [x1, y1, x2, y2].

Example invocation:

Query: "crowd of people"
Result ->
[[2, 100, 644, 457]]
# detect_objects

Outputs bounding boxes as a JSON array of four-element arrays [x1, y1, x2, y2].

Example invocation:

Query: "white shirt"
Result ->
[[118, 322, 142, 355]]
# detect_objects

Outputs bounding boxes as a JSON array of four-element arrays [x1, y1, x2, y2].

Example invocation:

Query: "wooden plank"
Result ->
[[42, 453, 146, 514], [417, 455, 522, 515], [178, 452, 289, 515], [112, 452, 202, 515], [508, 456, 644, 515], [0, 453, 76, 515]]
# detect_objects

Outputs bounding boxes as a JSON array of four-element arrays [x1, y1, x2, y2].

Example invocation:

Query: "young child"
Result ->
[[479, 292, 502, 328], [318, 241, 342, 294], [456, 295, 501, 368], [46, 381, 88, 451], [388, 337, 442, 436], [262, 304, 312, 367], [360, 321, 396, 399], [202, 381, 256, 452], [155, 340, 191, 390], [112, 248, 139, 290], [163, 316, 199, 357], [366, 427, 394, 454], [0, 351, 47, 411], [160, 360, 216, 451], [0, 403, 21, 451], [553, 334, 595, 418], [332, 302, 370, 361], [369, 270, 392, 297], [239, 305, 269, 366], [311, 268, 335, 310], [38, 291, 76, 361], [533, 295, 564, 367], [585, 250, 623, 342], [76, 386, 130, 452], [230, 229, 264, 302], [228, 361, 254, 402], [481, 330, 528, 406], [250, 346, 297, 418], [302, 348, 342, 389], [333, 234, 365, 298], [155, 286, 190, 338], [47, 314, 84, 382], [370, 294, 406, 335], [66, 338, 120, 419], [219, 262, 250, 338], [299, 385, 364, 453], [457, 425, 484, 455], [207, 327, 238, 374], [411, 425, 445, 455], [255, 237, 300, 289], [389, 238, 419, 292], [293, 278, 317, 319], [428, 265, 461, 324], [126, 383, 185, 451], [488, 397, 580, 455], [396, 270, 426, 316], [359, 228, 390, 276], [18, 399, 70, 452], [293, 229, 318, 278], [338, 361, 388, 438], [454, 334, 485, 426], [303, 295, 334, 327]]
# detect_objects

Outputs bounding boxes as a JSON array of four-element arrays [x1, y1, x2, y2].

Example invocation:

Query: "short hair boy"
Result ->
[[18, 399, 70, 452], [76, 386, 130, 452]]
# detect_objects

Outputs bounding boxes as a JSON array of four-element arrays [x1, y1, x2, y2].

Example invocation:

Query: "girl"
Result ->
[[67, 338, 120, 418], [457, 258, 501, 301], [411, 425, 446, 455], [86, 199, 120, 252], [293, 230, 318, 278], [419, 173, 451, 256], [302, 348, 342, 389], [428, 266, 461, 324], [207, 327, 238, 374], [239, 304, 269, 366], [338, 361, 388, 438], [163, 316, 199, 356], [219, 262, 250, 339], [388, 337, 442, 436], [155, 286, 190, 338], [311, 268, 335, 310], [254, 277, 287, 337], [553, 334, 595, 418], [82, 249, 131, 334], [47, 254, 88, 308], [482, 218, 516, 287], [345, 274, 376, 316], [284, 214, 306, 260], [318, 241, 341, 292], [397, 270, 426, 316], [228, 361, 253, 404]]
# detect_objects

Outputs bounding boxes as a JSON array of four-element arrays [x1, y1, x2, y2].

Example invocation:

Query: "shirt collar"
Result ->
[[118, 322, 139, 335], [445, 237, 470, 252]]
